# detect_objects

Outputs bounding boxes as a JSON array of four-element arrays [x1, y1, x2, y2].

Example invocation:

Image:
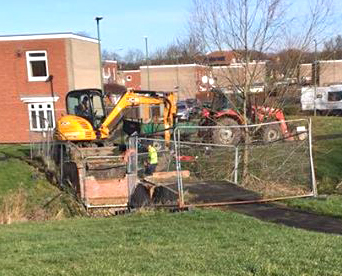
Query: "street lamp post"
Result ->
[[144, 36, 150, 90], [95, 16, 104, 94]]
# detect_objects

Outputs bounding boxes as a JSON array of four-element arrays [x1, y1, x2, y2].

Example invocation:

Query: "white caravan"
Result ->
[[301, 85, 342, 115]]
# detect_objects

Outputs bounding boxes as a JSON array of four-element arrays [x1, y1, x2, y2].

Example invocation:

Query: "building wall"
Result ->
[[212, 61, 267, 89], [140, 64, 205, 100], [67, 38, 101, 90], [103, 60, 118, 84], [0, 38, 69, 143], [0, 34, 100, 143], [206, 50, 239, 66], [318, 60, 342, 86], [299, 63, 312, 84], [119, 70, 141, 90]]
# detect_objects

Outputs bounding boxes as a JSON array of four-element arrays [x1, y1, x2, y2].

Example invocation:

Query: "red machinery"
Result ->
[[199, 88, 293, 145]]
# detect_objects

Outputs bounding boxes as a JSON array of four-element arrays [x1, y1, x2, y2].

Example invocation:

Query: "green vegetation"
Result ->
[[311, 116, 342, 194], [1, 119, 342, 275], [285, 195, 342, 219], [287, 116, 342, 194], [312, 116, 342, 136], [277, 116, 342, 214], [0, 209, 342, 276], [0, 145, 34, 196], [0, 145, 80, 222]]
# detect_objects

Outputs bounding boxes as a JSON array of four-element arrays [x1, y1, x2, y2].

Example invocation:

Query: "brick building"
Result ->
[[118, 70, 141, 90], [140, 64, 208, 100], [206, 50, 240, 66], [317, 60, 342, 86], [103, 60, 118, 84], [299, 63, 312, 85], [212, 61, 268, 89], [0, 33, 100, 143], [299, 60, 342, 87]]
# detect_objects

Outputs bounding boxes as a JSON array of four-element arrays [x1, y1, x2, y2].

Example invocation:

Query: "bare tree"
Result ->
[[150, 36, 206, 65], [322, 35, 342, 60], [102, 49, 122, 61], [120, 49, 145, 70], [189, 0, 331, 182]]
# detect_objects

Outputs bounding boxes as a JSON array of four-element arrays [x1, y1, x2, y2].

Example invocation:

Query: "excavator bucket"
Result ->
[[61, 146, 131, 209]]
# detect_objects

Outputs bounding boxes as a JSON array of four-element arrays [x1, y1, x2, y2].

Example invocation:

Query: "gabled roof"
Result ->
[[0, 32, 98, 43]]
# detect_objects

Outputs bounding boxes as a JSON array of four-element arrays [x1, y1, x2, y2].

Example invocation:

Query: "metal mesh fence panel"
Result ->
[[136, 137, 177, 179], [131, 137, 180, 206], [174, 118, 315, 206]]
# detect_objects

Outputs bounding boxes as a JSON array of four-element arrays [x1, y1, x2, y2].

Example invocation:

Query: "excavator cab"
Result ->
[[56, 89, 107, 141], [66, 89, 106, 129]]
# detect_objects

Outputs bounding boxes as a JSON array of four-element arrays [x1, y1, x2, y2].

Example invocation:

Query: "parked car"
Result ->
[[176, 102, 190, 121], [185, 98, 201, 118]]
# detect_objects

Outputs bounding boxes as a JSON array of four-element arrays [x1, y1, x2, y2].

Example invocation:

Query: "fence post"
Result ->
[[46, 130, 50, 169], [127, 135, 138, 204], [60, 143, 64, 188], [234, 146, 239, 184], [308, 118, 317, 196], [174, 127, 184, 207]]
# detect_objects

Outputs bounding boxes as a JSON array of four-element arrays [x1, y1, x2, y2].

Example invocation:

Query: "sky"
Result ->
[[1, 0, 341, 56], [0, 0, 193, 56]]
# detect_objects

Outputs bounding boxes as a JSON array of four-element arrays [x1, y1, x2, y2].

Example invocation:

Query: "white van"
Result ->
[[301, 85, 342, 115]]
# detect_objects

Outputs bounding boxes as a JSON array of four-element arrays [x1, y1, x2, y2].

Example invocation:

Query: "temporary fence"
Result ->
[[173, 118, 315, 207], [130, 137, 179, 206], [29, 116, 55, 169], [29, 116, 316, 210], [130, 137, 239, 207]]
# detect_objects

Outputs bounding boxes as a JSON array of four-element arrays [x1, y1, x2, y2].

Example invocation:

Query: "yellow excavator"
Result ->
[[55, 88, 177, 144], [54, 88, 177, 210]]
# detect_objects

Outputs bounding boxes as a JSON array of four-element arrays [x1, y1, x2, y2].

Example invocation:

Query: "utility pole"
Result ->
[[144, 36, 150, 90], [314, 39, 317, 117], [176, 56, 180, 91], [95, 16, 104, 94]]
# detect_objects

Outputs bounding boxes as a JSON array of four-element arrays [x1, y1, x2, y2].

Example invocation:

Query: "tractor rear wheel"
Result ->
[[262, 124, 282, 143], [212, 117, 242, 145]]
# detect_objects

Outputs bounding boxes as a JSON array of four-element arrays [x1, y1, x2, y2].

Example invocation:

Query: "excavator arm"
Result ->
[[99, 90, 176, 141]]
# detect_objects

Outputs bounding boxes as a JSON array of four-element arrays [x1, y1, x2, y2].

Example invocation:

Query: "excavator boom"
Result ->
[[56, 89, 177, 143], [99, 90, 176, 140]]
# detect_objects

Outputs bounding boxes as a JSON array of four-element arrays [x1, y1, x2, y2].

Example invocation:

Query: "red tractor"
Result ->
[[199, 88, 292, 145]]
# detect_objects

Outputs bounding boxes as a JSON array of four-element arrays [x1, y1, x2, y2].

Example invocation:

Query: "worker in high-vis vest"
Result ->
[[145, 143, 158, 175]]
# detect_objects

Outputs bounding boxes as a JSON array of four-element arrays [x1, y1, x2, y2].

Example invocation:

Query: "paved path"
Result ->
[[227, 203, 342, 235], [155, 180, 342, 235]]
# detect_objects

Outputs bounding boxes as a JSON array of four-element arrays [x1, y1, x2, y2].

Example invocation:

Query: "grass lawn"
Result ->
[[0, 145, 79, 221], [284, 195, 342, 219], [310, 116, 342, 193], [0, 209, 342, 276], [0, 145, 35, 196], [1, 119, 342, 275], [275, 116, 342, 216], [287, 116, 342, 194]]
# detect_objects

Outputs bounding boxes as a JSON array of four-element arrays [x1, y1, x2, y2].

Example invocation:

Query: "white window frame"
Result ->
[[21, 97, 59, 132], [126, 75, 132, 81], [28, 102, 55, 131], [26, 50, 49, 82]]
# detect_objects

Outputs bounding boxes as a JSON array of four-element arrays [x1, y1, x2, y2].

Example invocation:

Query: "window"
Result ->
[[328, 91, 342, 102], [150, 105, 161, 118], [126, 75, 132, 81], [29, 103, 55, 131], [26, 51, 49, 81]]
